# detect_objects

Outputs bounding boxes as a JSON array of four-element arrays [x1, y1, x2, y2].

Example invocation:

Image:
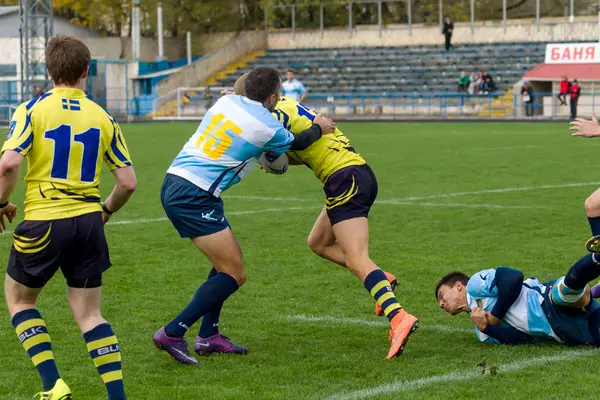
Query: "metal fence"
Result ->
[[265, 0, 600, 38]]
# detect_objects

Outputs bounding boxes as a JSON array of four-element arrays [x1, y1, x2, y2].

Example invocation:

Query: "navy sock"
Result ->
[[165, 272, 239, 337], [12, 309, 60, 391], [199, 267, 222, 338], [588, 216, 600, 236], [363, 269, 402, 322], [564, 253, 600, 290]]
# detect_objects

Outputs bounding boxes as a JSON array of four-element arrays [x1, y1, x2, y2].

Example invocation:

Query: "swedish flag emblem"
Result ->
[[62, 98, 81, 111]]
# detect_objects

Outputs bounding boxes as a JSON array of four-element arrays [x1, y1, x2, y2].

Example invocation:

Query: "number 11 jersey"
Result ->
[[2, 88, 132, 221]]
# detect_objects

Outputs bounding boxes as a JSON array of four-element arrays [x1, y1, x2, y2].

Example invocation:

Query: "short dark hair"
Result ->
[[286, 68, 295, 74], [434, 271, 470, 299], [244, 67, 281, 103], [46, 35, 91, 85]]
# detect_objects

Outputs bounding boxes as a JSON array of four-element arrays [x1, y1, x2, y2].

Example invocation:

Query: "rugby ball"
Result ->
[[258, 152, 289, 175]]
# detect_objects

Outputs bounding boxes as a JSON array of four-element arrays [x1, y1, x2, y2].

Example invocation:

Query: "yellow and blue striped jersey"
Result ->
[[2, 87, 132, 221], [273, 96, 365, 183]]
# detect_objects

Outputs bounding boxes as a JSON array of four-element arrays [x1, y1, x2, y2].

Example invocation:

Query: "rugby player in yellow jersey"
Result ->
[[232, 75, 418, 359], [0, 36, 135, 399]]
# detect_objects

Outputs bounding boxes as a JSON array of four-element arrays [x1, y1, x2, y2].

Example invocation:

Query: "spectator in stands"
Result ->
[[482, 71, 496, 93], [282, 69, 308, 102], [203, 87, 213, 109], [521, 81, 534, 117], [570, 79, 581, 120], [558, 76, 570, 106], [34, 86, 44, 98], [457, 71, 470, 92], [477, 71, 485, 94], [442, 17, 453, 51], [468, 72, 478, 95]]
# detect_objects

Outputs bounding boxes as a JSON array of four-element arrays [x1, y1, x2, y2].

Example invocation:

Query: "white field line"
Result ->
[[227, 182, 600, 204], [471, 145, 543, 151], [0, 206, 321, 235], [324, 348, 600, 400], [286, 314, 472, 334], [377, 201, 549, 209], [393, 182, 600, 202], [1, 181, 596, 235]]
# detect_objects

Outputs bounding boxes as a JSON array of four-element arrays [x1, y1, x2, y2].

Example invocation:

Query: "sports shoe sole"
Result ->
[[153, 340, 198, 365], [392, 320, 420, 358], [586, 235, 600, 254]]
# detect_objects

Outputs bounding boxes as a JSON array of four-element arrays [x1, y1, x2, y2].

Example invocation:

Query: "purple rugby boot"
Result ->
[[153, 327, 198, 365], [591, 284, 600, 299], [194, 333, 248, 356]]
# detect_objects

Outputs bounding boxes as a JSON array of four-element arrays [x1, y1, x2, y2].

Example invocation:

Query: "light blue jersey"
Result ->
[[467, 268, 560, 344], [282, 79, 307, 101], [167, 95, 294, 197]]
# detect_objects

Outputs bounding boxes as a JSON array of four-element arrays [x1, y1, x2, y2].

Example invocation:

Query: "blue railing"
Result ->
[[0, 91, 595, 120]]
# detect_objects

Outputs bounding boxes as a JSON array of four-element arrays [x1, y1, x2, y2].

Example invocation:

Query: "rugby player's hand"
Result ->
[[0, 202, 16, 233], [102, 211, 112, 225], [313, 115, 336, 134], [571, 113, 600, 137], [485, 312, 501, 326], [470, 307, 488, 332]]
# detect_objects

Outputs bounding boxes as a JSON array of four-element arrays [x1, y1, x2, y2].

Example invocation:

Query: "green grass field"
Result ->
[[2, 121, 600, 400]]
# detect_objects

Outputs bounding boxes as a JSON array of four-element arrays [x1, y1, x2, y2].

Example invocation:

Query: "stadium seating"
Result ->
[[215, 42, 546, 95]]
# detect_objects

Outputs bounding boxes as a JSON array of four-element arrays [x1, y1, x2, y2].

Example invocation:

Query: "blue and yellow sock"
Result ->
[[364, 270, 402, 322], [12, 309, 60, 391], [84, 323, 126, 400]]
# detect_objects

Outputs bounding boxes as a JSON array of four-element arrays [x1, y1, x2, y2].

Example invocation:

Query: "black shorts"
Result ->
[[324, 164, 378, 226], [7, 212, 111, 289]]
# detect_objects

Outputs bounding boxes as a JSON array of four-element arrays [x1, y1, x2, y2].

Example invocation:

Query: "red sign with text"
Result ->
[[545, 43, 600, 64]]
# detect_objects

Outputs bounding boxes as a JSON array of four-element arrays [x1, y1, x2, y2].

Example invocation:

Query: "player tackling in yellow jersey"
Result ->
[[1, 36, 135, 399], [232, 74, 418, 359]]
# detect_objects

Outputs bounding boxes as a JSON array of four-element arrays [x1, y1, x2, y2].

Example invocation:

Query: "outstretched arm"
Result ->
[[571, 114, 600, 138], [489, 267, 524, 321]]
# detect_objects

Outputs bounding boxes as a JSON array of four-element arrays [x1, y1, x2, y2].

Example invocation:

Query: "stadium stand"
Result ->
[[215, 42, 546, 95]]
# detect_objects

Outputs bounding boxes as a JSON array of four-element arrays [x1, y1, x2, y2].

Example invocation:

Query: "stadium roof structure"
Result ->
[[523, 63, 600, 81]]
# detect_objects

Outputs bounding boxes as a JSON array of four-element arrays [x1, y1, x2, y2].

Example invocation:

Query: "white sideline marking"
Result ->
[[286, 314, 472, 334], [0, 206, 320, 235], [394, 182, 600, 202], [108, 206, 319, 226], [472, 145, 542, 151], [377, 201, 549, 210], [227, 182, 600, 204], [324, 348, 600, 400]]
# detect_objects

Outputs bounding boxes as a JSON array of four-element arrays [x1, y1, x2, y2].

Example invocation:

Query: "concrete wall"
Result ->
[[268, 16, 600, 49], [157, 30, 267, 96]]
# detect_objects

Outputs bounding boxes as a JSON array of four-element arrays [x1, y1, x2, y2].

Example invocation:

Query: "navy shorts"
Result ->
[[7, 212, 110, 289], [161, 173, 230, 238], [541, 279, 600, 345], [324, 164, 378, 226]]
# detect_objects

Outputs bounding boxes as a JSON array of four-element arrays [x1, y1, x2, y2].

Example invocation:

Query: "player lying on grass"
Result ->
[[435, 237, 600, 345], [153, 67, 336, 364], [231, 73, 419, 359]]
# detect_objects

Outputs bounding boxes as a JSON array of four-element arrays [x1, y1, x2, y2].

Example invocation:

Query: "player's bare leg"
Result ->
[[332, 217, 418, 358], [585, 189, 600, 236], [308, 207, 398, 315], [307, 207, 346, 266], [154, 227, 247, 364]]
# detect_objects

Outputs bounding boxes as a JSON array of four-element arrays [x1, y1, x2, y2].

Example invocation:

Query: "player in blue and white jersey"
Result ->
[[435, 245, 600, 345], [282, 69, 307, 102], [153, 67, 336, 364]]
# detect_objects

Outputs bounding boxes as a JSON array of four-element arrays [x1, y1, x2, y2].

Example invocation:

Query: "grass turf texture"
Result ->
[[1, 122, 599, 399]]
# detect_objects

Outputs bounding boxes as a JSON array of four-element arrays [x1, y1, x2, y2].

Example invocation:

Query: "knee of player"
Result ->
[[235, 269, 247, 286], [585, 195, 600, 215], [307, 235, 325, 255]]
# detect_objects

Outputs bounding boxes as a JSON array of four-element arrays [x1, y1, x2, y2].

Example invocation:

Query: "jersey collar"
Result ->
[[48, 87, 86, 98], [241, 96, 264, 107]]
